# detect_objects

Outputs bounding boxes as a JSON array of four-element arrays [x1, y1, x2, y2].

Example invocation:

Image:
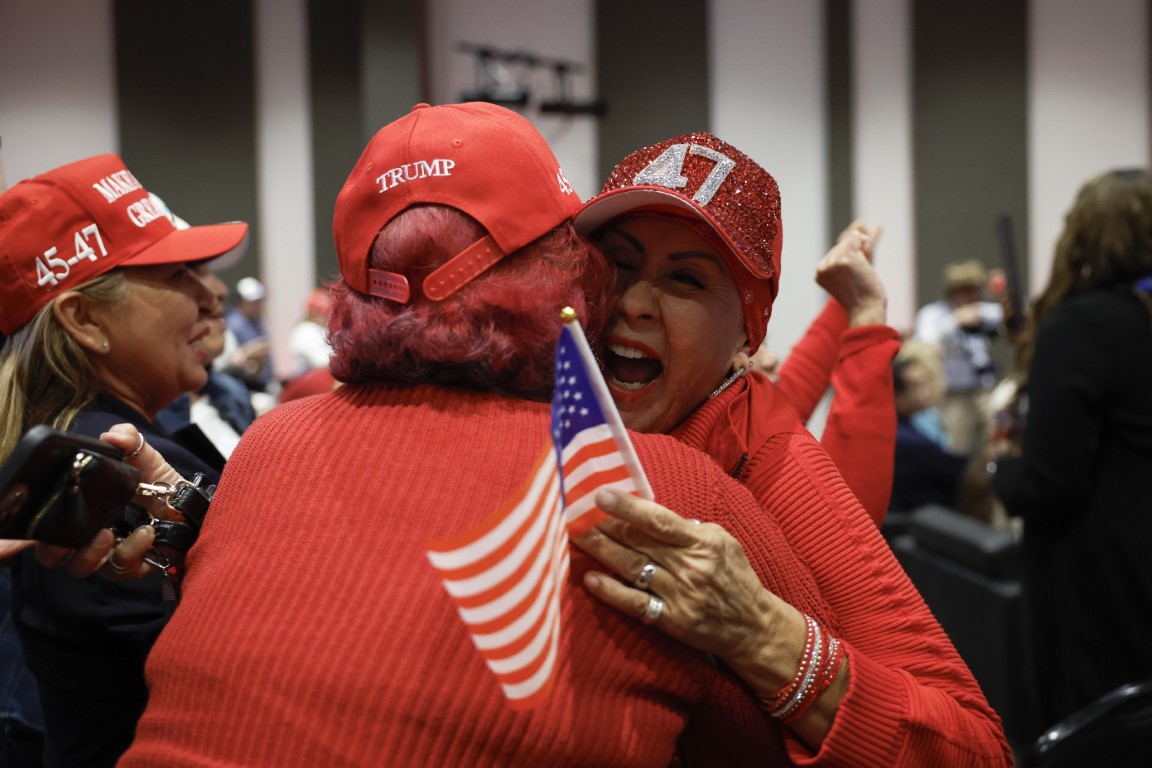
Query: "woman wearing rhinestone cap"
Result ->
[[114, 103, 912, 766], [572, 134, 1011, 763]]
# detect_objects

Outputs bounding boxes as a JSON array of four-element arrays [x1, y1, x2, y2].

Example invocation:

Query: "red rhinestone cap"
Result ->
[[575, 132, 783, 351]]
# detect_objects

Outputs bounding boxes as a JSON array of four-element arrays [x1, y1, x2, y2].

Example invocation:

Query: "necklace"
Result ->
[[709, 366, 746, 399]]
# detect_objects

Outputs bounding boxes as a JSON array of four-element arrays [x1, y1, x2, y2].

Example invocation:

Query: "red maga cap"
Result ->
[[0, 154, 249, 335], [333, 102, 581, 303], [574, 132, 783, 352]]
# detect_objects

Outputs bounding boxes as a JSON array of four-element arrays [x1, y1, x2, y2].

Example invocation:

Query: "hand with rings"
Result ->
[[100, 423, 187, 522], [634, 562, 662, 623], [27, 423, 190, 579], [574, 488, 789, 664], [97, 524, 159, 580], [29, 523, 158, 579]]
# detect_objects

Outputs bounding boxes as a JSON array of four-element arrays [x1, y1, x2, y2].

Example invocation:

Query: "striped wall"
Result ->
[[1, 0, 1149, 371]]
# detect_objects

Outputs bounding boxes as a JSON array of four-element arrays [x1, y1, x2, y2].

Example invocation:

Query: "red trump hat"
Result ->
[[0, 154, 249, 335], [333, 102, 581, 303]]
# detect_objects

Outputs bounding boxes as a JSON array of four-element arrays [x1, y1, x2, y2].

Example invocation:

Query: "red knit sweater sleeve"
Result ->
[[742, 434, 1012, 766], [774, 299, 845, 420], [819, 324, 901, 524]]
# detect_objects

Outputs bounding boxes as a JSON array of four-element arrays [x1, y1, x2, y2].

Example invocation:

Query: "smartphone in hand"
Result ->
[[0, 426, 140, 547]]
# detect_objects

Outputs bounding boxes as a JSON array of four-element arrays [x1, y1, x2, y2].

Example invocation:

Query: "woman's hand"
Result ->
[[818, 220, 887, 328], [33, 524, 158, 580], [834, 218, 882, 258], [576, 489, 850, 748], [20, 423, 189, 580], [0, 540, 34, 560], [574, 489, 805, 693], [100, 424, 186, 522]]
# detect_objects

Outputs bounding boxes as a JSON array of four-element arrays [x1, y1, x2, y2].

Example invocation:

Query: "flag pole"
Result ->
[[559, 307, 653, 500], [0, 136, 7, 193]]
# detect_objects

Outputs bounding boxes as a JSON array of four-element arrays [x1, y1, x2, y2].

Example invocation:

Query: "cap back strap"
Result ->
[[365, 233, 506, 304], [423, 234, 505, 301], [367, 270, 411, 303]]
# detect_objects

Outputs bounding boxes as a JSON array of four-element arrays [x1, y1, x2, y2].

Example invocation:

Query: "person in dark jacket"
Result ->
[[992, 168, 1152, 728]]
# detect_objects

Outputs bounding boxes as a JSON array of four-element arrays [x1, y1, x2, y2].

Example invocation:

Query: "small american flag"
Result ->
[[426, 311, 651, 707]]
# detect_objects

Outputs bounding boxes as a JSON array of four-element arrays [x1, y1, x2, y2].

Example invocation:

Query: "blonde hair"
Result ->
[[0, 272, 130, 462], [894, 338, 946, 403]]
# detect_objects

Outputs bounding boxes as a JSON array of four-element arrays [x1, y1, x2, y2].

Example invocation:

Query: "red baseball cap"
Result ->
[[0, 154, 249, 335], [574, 132, 783, 353], [333, 102, 581, 303]]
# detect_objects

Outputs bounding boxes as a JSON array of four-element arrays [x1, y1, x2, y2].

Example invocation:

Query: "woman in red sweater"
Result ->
[[573, 133, 1010, 764], [101, 108, 1008, 766]]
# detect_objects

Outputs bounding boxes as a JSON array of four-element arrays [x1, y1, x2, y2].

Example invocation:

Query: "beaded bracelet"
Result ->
[[780, 635, 844, 724], [758, 614, 844, 723], [759, 615, 818, 712]]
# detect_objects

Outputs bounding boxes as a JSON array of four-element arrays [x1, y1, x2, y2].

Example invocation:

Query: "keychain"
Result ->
[[127, 474, 215, 601]]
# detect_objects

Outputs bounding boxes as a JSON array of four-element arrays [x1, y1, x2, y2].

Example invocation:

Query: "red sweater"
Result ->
[[121, 384, 1010, 766], [673, 379, 1012, 765], [774, 299, 900, 524]]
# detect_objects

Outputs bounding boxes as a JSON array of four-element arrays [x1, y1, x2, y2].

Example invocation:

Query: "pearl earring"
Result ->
[[101, 339, 109, 351]]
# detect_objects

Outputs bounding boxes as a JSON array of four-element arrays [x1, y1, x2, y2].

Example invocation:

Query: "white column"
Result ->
[[1028, 0, 1150, 296], [709, 0, 828, 358], [852, 0, 915, 333], [254, 0, 315, 380], [0, 0, 118, 184]]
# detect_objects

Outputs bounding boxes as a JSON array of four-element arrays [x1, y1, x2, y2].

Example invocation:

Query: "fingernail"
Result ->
[[595, 488, 619, 510], [130, 525, 155, 543]]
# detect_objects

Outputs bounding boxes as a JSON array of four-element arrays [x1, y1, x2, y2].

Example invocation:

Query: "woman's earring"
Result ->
[[709, 366, 746, 399], [101, 339, 109, 351]]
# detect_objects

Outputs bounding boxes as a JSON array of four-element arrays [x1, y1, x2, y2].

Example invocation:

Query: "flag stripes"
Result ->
[[426, 446, 568, 707], [426, 316, 651, 707]]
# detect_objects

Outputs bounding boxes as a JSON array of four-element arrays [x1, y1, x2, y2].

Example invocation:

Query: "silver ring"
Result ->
[[635, 562, 656, 590], [127, 433, 145, 460], [641, 594, 664, 625]]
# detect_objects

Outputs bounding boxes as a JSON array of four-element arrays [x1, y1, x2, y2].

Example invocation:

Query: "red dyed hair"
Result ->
[[328, 206, 608, 401]]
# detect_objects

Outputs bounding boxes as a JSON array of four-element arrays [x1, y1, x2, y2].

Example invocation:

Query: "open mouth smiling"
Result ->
[[604, 341, 664, 391]]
